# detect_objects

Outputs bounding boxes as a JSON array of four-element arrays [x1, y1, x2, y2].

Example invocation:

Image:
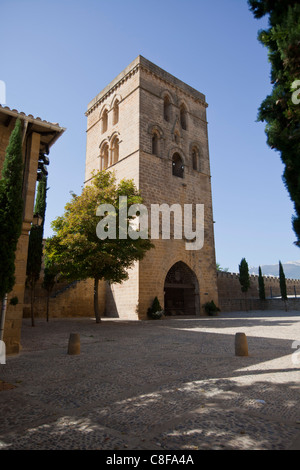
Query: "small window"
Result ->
[[172, 153, 184, 178], [111, 137, 119, 164], [164, 95, 171, 122], [113, 100, 119, 125], [192, 148, 198, 170], [102, 109, 108, 133], [152, 133, 159, 155], [101, 143, 109, 170], [180, 104, 187, 130]]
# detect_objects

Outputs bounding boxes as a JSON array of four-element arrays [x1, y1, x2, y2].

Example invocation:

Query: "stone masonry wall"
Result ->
[[217, 270, 300, 311]]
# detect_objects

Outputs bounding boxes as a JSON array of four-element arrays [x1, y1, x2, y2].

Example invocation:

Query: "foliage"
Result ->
[[216, 263, 229, 272], [239, 258, 251, 293], [147, 296, 164, 319], [9, 296, 18, 306], [248, 0, 300, 245], [26, 175, 47, 326], [258, 266, 266, 300], [0, 119, 24, 300], [45, 171, 154, 322], [279, 260, 288, 300], [203, 300, 220, 316]]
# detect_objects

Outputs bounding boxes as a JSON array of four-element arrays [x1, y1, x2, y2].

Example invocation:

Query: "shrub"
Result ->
[[147, 296, 164, 319], [203, 300, 220, 316]]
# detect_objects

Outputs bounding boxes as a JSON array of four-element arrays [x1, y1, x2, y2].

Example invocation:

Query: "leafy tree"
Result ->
[[279, 260, 288, 301], [42, 247, 58, 322], [258, 266, 266, 300], [26, 175, 47, 326], [0, 119, 23, 339], [216, 263, 229, 272], [248, 0, 300, 245], [45, 171, 153, 323]]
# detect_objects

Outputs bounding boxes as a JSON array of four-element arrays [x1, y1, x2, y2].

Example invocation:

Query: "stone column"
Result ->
[[4, 132, 40, 354]]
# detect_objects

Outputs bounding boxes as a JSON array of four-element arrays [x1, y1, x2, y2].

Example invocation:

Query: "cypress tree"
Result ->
[[279, 260, 288, 301], [258, 266, 266, 300], [26, 174, 47, 326], [239, 258, 250, 311], [0, 119, 24, 339], [239, 258, 250, 293]]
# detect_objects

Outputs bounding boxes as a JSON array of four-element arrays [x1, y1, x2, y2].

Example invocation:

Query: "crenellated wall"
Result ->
[[217, 270, 300, 311]]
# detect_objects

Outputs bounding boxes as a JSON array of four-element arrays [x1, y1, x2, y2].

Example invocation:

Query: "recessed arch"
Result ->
[[179, 102, 188, 130], [172, 152, 184, 178], [164, 261, 199, 316], [100, 106, 109, 134], [148, 124, 164, 157], [111, 135, 119, 164], [100, 141, 109, 170]]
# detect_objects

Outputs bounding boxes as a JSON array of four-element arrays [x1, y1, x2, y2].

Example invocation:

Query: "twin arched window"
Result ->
[[100, 136, 119, 170], [101, 98, 120, 134]]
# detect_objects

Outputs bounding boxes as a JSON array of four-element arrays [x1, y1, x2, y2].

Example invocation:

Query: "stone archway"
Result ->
[[164, 261, 200, 316]]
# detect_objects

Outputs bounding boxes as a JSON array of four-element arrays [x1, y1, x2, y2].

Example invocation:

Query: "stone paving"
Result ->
[[1, 311, 300, 450]]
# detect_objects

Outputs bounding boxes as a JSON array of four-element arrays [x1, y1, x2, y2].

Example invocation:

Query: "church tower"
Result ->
[[85, 56, 218, 319]]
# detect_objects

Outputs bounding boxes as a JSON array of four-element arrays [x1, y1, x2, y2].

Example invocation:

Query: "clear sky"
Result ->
[[1, 0, 299, 273]]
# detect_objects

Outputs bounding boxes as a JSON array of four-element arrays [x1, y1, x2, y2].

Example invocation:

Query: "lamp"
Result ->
[[32, 213, 43, 227]]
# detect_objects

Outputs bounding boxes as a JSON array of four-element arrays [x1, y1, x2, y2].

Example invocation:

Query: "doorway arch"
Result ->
[[164, 261, 199, 316]]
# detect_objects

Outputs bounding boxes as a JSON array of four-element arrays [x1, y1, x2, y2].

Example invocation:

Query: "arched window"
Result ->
[[101, 143, 109, 170], [192, 148, 198, 170], [102, 109, 108, 133], [180, 104, 187, 130], [172, 153, 184, 178], [111, 137, 119, 164], [152, 132, 159, 155], [113, 100, 119, 125], [163, 95, 171, 122]]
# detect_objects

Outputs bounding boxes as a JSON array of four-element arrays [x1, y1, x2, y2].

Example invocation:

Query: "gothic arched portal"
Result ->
[[164, 261, 200, 316]]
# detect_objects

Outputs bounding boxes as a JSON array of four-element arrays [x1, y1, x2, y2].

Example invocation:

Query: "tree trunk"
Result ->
[[94, 277, 101, 323], [0, 294, 8, 341], [46, 291, 50, 322], [30, 279, 35, 327]]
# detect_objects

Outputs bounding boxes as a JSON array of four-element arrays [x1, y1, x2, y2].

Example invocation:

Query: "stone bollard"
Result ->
[[67, 333, 80, 355], [235, 332, 248, 356]]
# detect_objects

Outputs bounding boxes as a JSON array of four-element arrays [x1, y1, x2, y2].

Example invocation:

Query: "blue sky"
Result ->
[[1, 0, 299, 273]]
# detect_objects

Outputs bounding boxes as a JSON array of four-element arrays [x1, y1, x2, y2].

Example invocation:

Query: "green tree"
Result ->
[[248, 1, 300, 245], [279, 260, 288, 301], [26, 175, 47, 326], [239, 258, 251, 293], [42, 247, 58, 322], [45, 171, 153, 323], [258, 266, 266, 300], [0, 119, 24, 340]]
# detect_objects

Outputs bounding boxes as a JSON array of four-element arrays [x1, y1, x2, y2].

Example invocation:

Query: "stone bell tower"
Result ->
[[85, 56, 218, 319]]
